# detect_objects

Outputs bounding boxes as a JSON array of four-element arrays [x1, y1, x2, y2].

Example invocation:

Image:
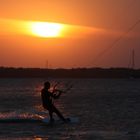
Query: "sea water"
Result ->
[[0, 78, 140, 139]]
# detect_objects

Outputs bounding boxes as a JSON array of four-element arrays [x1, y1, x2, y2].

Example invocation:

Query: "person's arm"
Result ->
[[52, 89, 62, 99]]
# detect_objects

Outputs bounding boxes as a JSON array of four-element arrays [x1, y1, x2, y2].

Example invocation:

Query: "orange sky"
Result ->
[[0, 0, 140, 68]]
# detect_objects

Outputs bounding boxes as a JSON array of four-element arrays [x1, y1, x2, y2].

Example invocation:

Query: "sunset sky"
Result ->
[[0, 0, 140, 68]]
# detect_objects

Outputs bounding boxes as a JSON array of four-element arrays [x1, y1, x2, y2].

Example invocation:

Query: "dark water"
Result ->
[[0, 78, 140, 139]]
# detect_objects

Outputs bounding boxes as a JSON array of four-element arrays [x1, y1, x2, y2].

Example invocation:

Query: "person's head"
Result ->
[[44, 81, 50, 89]]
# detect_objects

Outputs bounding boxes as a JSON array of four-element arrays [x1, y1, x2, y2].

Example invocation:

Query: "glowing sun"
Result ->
[[31, 22, 64, 38]]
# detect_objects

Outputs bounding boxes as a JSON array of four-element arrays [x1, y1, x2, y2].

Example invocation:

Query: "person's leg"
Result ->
[[52, 105, 66, 121], [48, 109, 54, 123]]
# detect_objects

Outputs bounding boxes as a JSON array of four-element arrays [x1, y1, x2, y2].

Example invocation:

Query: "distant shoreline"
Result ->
[[0, 67, 140, 78]]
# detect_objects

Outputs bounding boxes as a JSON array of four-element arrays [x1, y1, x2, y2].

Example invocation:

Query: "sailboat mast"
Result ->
[[132, 49, 135, 69], [46, 60, 49, 69]]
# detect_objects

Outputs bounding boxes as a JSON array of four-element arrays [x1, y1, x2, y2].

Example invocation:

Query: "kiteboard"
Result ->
[[42, 117, 79, 124]]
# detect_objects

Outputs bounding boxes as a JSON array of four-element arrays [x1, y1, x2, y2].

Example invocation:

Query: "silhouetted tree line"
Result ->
[[0, 67, 140, 78]]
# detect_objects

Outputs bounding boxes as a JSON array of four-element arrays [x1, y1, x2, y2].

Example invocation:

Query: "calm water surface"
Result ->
[[0, 78, 140, 139]]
